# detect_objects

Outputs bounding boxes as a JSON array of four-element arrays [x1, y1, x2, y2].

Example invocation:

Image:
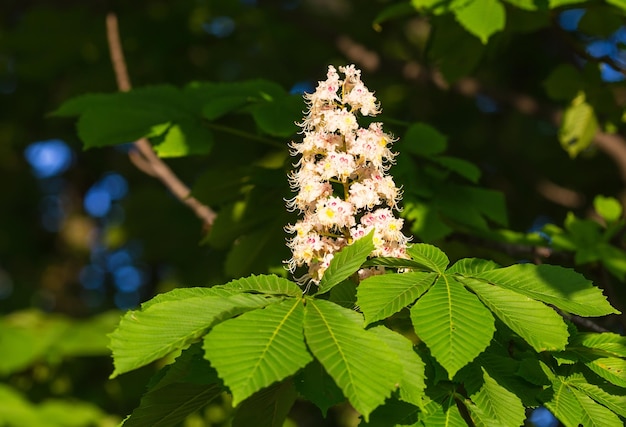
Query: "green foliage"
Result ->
[[542, 196, 626, 280], [12, 1, 626, 425], [0, 384, 111, 427], [53, 81, 302, 156], [396, 123, 508, 242], [559, 92, 599, 158], [203, 298, 311, 405], [107, 243, 624, 425], [0, 310, 119, 375], [317, 230, 375, 294]]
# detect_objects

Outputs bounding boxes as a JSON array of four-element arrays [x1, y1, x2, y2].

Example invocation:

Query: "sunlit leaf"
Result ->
[[369, 326, 426, 407], [470, 368, 525, 427], [357, 271, 437, 325], [460, 277, 569, 352], [110, 291, 278, 377], [203, 298, 311, 406], [476, 264, 618, 316], [411, 275, 495, 378], [453, 0, 506, 44], [221, 274, 302, 297], [558, 92, 598, 158], [544, 377, 583, 427], [317, 230, 375, 294], [407, 243, 449, 273], [446, 258, 500, 275], [303, 299, 401, 421]]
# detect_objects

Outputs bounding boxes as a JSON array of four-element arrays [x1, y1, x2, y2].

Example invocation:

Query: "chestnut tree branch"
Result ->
[[105, 13, 216, 230]]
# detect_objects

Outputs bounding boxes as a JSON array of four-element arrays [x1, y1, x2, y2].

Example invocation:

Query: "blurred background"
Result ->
[[2, 0, 626, 425]]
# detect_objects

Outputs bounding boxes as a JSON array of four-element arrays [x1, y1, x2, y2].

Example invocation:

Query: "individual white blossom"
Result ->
[[285, 65, 411, 283]]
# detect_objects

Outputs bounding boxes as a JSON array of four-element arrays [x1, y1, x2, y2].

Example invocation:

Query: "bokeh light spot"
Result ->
[[84, 186, 112, 218], [106, 249, 132, 272], [558, 9, 584, 31], [529, 407, 558, 427], [100, 173, 128, 200], [24, 139, 73, 178], [113, 265, 143, 292]]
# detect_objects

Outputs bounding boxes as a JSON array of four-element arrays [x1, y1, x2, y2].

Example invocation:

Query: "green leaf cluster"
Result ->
[[396, 123, 508, 242], [543, 195, 626, 280], [110, 238, 624, 426]]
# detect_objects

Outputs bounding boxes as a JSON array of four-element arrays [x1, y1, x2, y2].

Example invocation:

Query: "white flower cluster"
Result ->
[[285, 65, 410, 283]]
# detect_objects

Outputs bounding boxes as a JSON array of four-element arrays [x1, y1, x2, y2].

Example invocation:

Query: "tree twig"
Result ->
[[105, 13, 217, 230]]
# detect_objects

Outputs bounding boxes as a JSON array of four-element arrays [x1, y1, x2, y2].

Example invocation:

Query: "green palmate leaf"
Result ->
[[446, 258, 500, 275], [559, 92, 598, 158], [221, 274, 302, 297], [568, 374, 626, 417], [145, 343, 219, 390], [571, 386, 623, 427], [224, 220, 287, 277], [470, 368, 525, 427], [427, 15, 485, 82], [357, 272, 437, 325], [109, 291, 277, 377], [78, 109, 170, 148], [453, 0, 506, 44], [401, 122, 448, 156], [594, 195, 623, 222], [582, 356, 626, 388], [303, 299, 401, 421], [572, 332, 626, 357], [544, 377, 583, 427], [410, 275, 495, 378], [139, 286, 241, 308], [317, 230, 375, 295], [53, 85, 189, 118], [420, 396, 467, 427], [460, 277, 569, 352], [151, 118, 214, 157], [123, 384, 221, 427], [54, 86, 197, 150], [232, 380, 297, 427], [203, 298, 311, 406], [295, 359, 345, 416], [373, 3, 417, 30], [475, 264, 618, 316], [120, 343, 223, 427], [464, 399, 501, 427], [329, 279, 358, 309], [406, 243, 449, 273], [433, 155, 481, 183], [362, 257, 426, 269], [369, 327, 426, 407], [249, 94, 302, 137]]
